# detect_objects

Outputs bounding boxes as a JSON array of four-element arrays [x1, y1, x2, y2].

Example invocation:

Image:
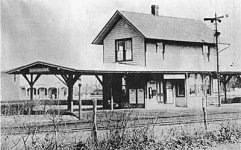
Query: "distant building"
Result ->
[[1, 72, 20, 101], [4, 5, 240, 110], [1, 74, 101, 101]]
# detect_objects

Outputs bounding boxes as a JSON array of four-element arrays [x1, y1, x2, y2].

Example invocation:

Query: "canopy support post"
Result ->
[[95, 75, 103, 86], [22, 74, 41, 100], [61, 73, 81, 113], [220, 74, 233, 103]]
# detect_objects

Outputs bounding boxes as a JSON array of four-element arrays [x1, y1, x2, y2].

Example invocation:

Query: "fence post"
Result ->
[[111, 97, 114, 111], [57, 100, 60, 115], [18, 103, 20, 116], [8, 103, 10, 116], [92, 99, 97, 144], [202, 98, 207, 130], [202, 76, 208, 131], [28, 102, 31, 116], [4, 106, 7, 116], [111, 88, 113, 110], [78, 84, 82, 120]]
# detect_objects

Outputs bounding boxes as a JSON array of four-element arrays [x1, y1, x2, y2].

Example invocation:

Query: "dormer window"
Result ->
[[116, 38, 132, 62]]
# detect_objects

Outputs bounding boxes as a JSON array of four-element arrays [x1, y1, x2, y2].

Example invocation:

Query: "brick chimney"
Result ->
[[151, 5, 159, 16]]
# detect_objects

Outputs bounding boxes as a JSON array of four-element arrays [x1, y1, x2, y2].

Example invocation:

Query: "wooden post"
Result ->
[[57, 100, 60, 115], [111, 97, 114, 111], [61, 74, 81, 113], [67, 84, 74, 113], [30, 85, 34, 100], [29, 84, 33, 115], [185, 73, 188, 107], [78, 83, 82, 120], [220, 75, 232, 104], [18, 103, 20, 115], [4, 105, 7, 116], [92, 99, 97, 144], [202, 98, 207, 130], [30, 74, 34, 100], [22, 74, 41, 100], [110, 88, 114, 110], [202, 76, 208, 130], [224, 82, 227, 103]]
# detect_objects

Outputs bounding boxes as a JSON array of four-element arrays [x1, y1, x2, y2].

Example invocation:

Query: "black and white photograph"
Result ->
[[1, 0, 241, 149]]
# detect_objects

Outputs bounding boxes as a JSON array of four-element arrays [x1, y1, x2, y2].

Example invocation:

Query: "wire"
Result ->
[[219, 43, 230, 53]]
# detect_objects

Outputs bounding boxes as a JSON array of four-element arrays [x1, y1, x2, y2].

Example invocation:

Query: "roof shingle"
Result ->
[[93, 10, 215, 45]]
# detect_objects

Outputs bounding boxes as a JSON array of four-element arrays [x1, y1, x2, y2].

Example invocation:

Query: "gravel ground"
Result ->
[[1, 103, 241, 128], [207, 142, 241, 150], [1, 103, 241, 150]]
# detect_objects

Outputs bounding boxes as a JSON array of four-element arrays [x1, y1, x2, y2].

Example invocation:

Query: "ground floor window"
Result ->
[[176, 80, 185, 97], [213, 79, 218, 93], [188, 74, 211, 96], [203, 75, 211, 95], [122, 76, 127, 94]]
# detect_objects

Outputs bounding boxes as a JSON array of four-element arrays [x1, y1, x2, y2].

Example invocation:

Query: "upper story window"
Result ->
[[202, 45, 210, 61], [115, 39, 132, 62], [156, 42, 165, 59]]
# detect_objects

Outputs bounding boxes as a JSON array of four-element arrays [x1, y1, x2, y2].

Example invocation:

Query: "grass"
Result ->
[[2, 103, 241, 128], [1, 104, 241, 149]]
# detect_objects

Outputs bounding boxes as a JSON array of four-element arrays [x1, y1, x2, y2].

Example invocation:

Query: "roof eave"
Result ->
[[92, 10, 120, 45], [92, 10, 145, 45], [6, 61, 77, 74], [145, 38, 216, 46]]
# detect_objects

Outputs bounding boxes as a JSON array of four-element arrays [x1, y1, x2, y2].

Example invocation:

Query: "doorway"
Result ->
[[166, 81, 174, 104]]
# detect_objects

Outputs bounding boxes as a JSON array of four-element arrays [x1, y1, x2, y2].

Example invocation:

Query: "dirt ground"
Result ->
[[207, 142, 241, 150], [1, 103, 241, 128], [1, 103, 241, 150]]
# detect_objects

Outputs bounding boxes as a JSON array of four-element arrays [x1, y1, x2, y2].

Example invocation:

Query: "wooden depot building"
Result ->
[[7, 5, 241, 112]]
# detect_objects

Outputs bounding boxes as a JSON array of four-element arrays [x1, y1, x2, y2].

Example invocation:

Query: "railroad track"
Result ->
[[2, 112, 240, 135]]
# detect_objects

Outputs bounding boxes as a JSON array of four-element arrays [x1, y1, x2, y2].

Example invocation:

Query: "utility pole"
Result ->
[[204, 13, 226, 107]]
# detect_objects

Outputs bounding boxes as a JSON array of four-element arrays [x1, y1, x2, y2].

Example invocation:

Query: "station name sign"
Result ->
[[164, 74, 185, 79], [29, 68, 50, 73]]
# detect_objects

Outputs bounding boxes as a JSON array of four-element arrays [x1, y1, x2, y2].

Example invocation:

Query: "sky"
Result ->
[[1, 0, 241, 71]]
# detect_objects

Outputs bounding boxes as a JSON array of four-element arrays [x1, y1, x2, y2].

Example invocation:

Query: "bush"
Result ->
[[1, 101, 37, 115], [83, 118, 241, 150], [2, 110, 241, 150], [222, 97, 241, 104]]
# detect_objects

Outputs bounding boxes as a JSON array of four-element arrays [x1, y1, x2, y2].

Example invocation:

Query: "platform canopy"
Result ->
[[6, 61, 78, 75], [6, 61, 241, 112], [6, 61, 82, 113]]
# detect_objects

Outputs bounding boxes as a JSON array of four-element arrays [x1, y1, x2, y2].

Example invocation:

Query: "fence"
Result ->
[[1, 99, 102, 116]]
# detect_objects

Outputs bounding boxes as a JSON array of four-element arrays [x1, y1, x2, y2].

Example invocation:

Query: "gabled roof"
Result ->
[[92, 10, 215, 45], [6, 61, 77, 74]]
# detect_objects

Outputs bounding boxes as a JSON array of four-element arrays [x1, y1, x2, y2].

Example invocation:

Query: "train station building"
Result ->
[[5, 6, 241, 112]]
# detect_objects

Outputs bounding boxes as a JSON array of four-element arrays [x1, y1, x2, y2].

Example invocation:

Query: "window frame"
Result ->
[[176, 80, 185, 97], [202, 45, 210, 62], [115, 38, 133, 62], [156, 42, 165, 60], [188, 74, 212, 96], [204, 75, 211, 95]]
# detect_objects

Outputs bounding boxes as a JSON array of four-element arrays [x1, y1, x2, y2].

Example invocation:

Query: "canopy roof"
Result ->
[[6, 61, 241, 75], [6, 61, 78, 75]]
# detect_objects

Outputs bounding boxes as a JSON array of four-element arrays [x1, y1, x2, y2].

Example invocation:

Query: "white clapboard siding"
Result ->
[[103, 18, 145, 66], [146, 43, 217, 71]]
